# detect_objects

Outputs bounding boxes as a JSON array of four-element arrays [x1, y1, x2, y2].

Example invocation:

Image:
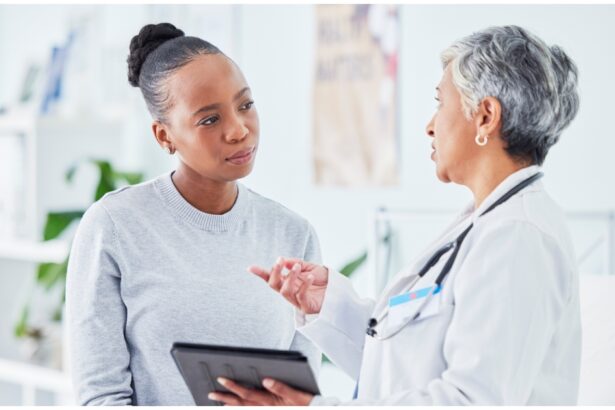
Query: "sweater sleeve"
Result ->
[[66, 201, 133, 405]]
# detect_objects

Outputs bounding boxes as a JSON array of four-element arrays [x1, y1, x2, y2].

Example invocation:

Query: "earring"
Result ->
[[475, 134, 488, 146]]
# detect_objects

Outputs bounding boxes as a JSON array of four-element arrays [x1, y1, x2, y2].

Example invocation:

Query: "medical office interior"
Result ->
[[0, 3, 613, 406]]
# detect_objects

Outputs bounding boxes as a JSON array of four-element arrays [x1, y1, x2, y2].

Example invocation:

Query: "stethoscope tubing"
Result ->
[[366, 172, 544, 341]]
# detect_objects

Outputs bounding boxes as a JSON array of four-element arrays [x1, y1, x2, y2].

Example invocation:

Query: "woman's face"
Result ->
[[161, 54, 259, 182], [425, 66, 479, 184]]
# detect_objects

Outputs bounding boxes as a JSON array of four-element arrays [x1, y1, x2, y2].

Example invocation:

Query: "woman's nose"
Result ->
[[425, 115, 436, 139], [225, 116, 249, 143]]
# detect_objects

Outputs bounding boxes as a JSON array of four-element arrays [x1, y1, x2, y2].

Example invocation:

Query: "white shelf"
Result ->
[[0, 357, 73, 405], [0, 108, 36, 134], [0, 357, 70, 392], [0, 239, 69, 263], [0, 113, 123, 135]]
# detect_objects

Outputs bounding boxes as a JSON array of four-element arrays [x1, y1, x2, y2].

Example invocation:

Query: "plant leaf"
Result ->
[[93, 160, 115, 201], [339, 251, 368, 277], [52, 305, 63, 322], [36, 259, 68, 291], [52, 285, 67, 322], [113, 171, 143, 186], [14, 307, 29, 338], [43, 210, 84, 241], [65, 162, 78, 183]]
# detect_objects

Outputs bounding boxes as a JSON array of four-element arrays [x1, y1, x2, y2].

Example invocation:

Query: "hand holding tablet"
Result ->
[[171, 342, 320, 406]]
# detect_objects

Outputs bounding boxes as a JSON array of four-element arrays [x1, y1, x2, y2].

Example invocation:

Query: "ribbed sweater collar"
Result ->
[[155, 171, 249, 232]]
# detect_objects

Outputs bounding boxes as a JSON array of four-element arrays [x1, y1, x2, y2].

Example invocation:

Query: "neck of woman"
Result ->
[[171, 165, 238, 215], [467, 155, 530, 210]]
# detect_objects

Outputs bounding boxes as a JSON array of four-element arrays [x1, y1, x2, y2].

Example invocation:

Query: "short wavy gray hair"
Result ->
[[441, 25, 579, 165]]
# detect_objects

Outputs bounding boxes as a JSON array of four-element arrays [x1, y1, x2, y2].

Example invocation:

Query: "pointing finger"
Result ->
[[247, 266, 270, 282]]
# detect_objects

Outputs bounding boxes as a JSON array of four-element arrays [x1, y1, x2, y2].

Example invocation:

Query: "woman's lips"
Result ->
[[226, 147, 255, 165]]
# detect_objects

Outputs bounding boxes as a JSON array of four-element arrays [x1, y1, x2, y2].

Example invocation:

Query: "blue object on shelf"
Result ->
[[40, 31, 75, 115]]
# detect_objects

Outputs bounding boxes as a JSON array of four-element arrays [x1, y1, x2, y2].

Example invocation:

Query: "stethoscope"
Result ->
[[366, 172, 544, 341]]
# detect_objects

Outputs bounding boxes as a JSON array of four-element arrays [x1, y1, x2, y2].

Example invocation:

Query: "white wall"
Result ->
[[3, 3, 611, 276], [238, 4, 615, 285]]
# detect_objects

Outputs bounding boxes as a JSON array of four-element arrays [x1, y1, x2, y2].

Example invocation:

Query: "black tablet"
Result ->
[[171, 342, 320, 406]]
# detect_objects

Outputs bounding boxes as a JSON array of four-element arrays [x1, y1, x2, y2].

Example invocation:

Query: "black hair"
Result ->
[[127, 22, 221, 121]]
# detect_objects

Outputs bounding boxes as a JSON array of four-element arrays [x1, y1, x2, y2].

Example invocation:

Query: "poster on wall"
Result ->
[[313, 4, 400, 187]]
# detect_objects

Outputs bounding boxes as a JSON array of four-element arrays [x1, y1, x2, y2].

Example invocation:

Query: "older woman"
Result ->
[[211, 25, 581, 405]]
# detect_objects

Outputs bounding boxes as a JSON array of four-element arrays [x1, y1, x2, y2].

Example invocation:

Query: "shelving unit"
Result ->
[[0, 358, 72, 405], [0, 112, 126, 241], [0, 239, 69, 264], [0, 4, 245, 405], [0, 112, 126, 405]]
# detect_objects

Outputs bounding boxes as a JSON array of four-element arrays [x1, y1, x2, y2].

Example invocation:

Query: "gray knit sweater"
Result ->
[[66, 172, 322, 405]]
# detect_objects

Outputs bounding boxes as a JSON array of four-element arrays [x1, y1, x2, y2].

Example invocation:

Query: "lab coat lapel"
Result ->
[[370, 205, 474, 319]]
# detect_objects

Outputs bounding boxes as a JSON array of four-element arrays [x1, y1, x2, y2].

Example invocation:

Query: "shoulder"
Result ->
[[91, 175, 162, 218], [462, 185, 577, 298], [75, 175, 161, 236], [477, 181, 574, 265], [244, 186, 315, 234]]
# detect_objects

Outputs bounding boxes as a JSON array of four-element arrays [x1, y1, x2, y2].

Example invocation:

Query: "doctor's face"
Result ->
[[425, 66, 479, 184]]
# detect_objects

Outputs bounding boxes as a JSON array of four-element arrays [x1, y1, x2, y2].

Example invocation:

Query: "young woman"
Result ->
[[66, 22, 321, 405]]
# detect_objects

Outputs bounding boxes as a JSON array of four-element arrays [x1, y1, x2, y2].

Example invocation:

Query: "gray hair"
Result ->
[[441, 25, 579, 165]]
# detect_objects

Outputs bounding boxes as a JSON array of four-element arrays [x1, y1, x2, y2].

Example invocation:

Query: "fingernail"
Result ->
[[293, 263, 300, 271], [277, 256, 283, 264], [307, 274, 314, 281], [263, 378, 274, 388], [217, 377, 227, 385], [208, 393, 218, 400]]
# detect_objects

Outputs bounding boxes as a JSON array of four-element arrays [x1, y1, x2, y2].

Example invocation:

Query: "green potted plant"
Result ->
[[14, 159, 143, 367]]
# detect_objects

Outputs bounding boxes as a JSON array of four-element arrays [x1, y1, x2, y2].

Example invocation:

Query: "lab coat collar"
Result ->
[[374, 166, 541, 313], [468, 165, 543, 224]]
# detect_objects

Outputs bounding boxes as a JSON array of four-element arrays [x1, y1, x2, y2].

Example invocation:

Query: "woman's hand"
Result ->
[[248, 258, 328, 314], [208, 377, 314, 406]]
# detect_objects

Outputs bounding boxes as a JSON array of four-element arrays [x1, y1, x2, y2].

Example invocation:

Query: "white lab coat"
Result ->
[[297, 166, 581, 405]]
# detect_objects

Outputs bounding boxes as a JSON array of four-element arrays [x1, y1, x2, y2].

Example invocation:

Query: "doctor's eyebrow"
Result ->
[[191, 87, 251, 116]]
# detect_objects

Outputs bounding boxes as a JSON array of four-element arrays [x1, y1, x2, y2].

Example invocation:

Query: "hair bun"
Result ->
[[127, 23, 185, 87]]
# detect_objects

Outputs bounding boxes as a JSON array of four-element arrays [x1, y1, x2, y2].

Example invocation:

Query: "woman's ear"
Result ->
[[152, 120, 172, 150], [475, 96, 502, 138]]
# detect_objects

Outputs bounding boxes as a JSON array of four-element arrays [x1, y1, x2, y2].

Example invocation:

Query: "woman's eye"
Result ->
[[240, 101, 254, 111], [199, 116, 219, 126]]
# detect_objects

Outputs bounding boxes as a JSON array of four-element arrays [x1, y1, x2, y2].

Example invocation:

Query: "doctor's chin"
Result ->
[[0, 2, 613, 407]]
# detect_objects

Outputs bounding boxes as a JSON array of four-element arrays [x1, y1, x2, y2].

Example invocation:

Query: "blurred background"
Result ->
[[0, 3, 614, 405]]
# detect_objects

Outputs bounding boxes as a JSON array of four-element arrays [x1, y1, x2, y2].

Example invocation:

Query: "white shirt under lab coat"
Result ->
[[298, 166, 581, 405]]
